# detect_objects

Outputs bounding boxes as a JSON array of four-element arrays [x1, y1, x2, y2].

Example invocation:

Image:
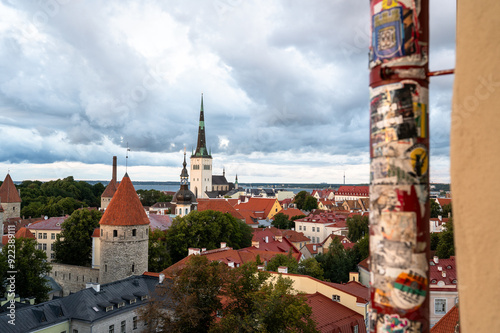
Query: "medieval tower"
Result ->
[[172, 149, 197, 216], [0, 173, 21, 220], [190, 94, 212, 198], [98, 173, 149, 284]]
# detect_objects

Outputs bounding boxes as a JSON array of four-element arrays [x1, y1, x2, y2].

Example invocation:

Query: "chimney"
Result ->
[[257, 265, 265, 271], [86, 282, 100, 292], [159, 273, 165, 284], [252, 240, 259, 248], [265, 236, 269, 243], [276, 235, 283, 242], [220, 242, 227, 249], [433, 256, 439, 264], [112, 156, 117, 182], [442, 271, 446, 278], [438, 266, 442, 271], [349, 272, 359, 282], [278, 266, 288, 274], [188, 248, 201, 256]]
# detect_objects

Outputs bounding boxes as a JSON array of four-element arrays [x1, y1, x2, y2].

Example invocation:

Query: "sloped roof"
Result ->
[[28, 216, 68, 231], [436, 198, 452, 207], [282, 229, 310, 243], [0, 174, 22, 203], [148, 214, 173, 231], [335, 186, 369, 196], [212, 175, 229, 185], [429, 257, 458, 290], [99, 174, 150, 226], [237, 209, 260, 225], [15, 227, 36, 239], [303, 243, 322, 255], [325, 281, 369, 303], [101, 178, 118, 198], [279, 208, 304, 218], [235, 197, 280, 218], [251, 229, 300, 254], [306, 292, 367, 333], [358, 257, 370, 271], [197, 198, 245, 220], [431, 304, 460, 333]]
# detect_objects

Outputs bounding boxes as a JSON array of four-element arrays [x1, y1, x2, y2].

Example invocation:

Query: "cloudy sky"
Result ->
[[0, 0, 456, 184]]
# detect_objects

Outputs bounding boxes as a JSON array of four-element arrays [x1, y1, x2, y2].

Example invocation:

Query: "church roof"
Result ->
[[212, 175, 229, 185], [101, 178, 118, 198], [99, 174, 150, 226], [192, 94, 211, 158], [0, 174, 22, 203]]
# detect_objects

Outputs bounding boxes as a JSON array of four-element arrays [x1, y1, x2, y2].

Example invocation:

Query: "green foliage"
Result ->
[[430, 199, 441, 218], [0, 237, 52, 303], [436, 218, 455, 259], [271, 212, 293, 229], [290, 214, 306, 221], [303, 196, 318, 211], [347, 215, 369, 242], [137, 189, 172, 207], [266, 252, 299, 274], [430, 232, 441, 251], [354, 234, 369, 261], [148, 229, 171, 273], [53, 209, 102, 266], [293, 191, 308, 210], [166, 210, 253, 263], [442, 203, 452, 218], [298, 257, 324, 280], [316, 237, 360, 283], [18, 177, 103, 218]]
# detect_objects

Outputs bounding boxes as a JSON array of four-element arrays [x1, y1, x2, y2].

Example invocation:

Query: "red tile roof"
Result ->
[[235, 197, 281, 218], [0, 174, 22, 203], [148, 214, 173, 231], [251, 229, 300, 254], [279, 208, 304, 218], [325, 281, 369, 303], [237, 209, 260, 225], [335, 186, 369, 196], [101, 178, 118, 198], [15, 227, 35, 239], [358, 257, 370, 271], [99, 174, 150, 226], [436, 198, 452, 207], [429, 257, 457, 291], [431, 304, 460, 333], [304, 243, 322, 255], [282, 229, 310, 243], [306, 292, 367, 333], [197, 199, 245, 220], [91, 228, 100, 238], [28, 216, 68, 231]]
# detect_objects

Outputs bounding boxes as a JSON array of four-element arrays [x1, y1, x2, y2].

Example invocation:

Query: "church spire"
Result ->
[[193, 94, 211, 157]]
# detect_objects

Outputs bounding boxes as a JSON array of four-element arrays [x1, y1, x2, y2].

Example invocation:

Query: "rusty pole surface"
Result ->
[[368, 0, 430, 332]]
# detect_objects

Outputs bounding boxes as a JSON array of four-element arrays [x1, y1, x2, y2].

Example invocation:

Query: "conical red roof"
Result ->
[[101, 178, 118, 198], [0, 174, 22, 203], [15, 227, 35, 239], [99, 174, 149, 226]]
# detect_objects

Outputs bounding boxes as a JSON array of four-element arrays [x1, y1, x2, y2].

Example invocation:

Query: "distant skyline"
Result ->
[[0, 1, 456, 184]]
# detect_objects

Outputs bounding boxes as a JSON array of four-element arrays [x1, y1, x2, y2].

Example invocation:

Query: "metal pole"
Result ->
[[369, 0, 430, 332]]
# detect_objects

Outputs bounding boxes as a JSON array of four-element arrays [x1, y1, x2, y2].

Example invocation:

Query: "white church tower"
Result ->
[[190, 94, 212, 198]]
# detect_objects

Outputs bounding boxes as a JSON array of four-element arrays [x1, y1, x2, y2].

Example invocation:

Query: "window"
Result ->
[[121, 320, 126, 333], [193, 164, 200, 170], [105, 265, 107, 272], [130, 298, 136, 304], [435, 299, 447, 314], [353, 325, 359, 333], [38, 244, 42, 250], [73, 330, 79, 333], [51, 233, 55, 239], [43, 233, 47, 239], [69, 273, 71, 280], [108, 324, 114, 333], [106, 306, 113, 312], [304, 226, 306, 231], [299, 226, 302, 231], [51, 253, 55, 259], [133, 316, 138, 329], [204, 165, 210, 170], [43, 244, 47, 250], [113, 230, 117, 237], [332, 295, 340, 302], [51, 244, 54, 251], [38, 233, 42, 239], [132, 229, 136, 237], [132, 264, 135, 272], [101, 229, 103, 237], [312, 227, 315, 232]]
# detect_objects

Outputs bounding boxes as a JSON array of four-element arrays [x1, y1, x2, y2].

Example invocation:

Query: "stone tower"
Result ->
[[99, 173, 149, 284], [190, 94, 212, 198], [0, 174, 21, 220], [100, 156, 118, 210], [172, 150, 197, 217]]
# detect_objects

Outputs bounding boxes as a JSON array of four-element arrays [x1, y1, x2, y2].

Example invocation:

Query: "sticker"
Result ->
[[380, 212, 416, 246], [407, 144, 428, 178], [392, 269, 427, 310], [376, 314, 423, 333]]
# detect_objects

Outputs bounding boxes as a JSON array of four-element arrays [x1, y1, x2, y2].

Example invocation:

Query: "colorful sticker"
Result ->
[[392, 269, 427, 310], [375, 313, 423, 333]]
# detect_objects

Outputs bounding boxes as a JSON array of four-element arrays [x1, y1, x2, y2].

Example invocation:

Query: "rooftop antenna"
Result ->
[[126, 143, 131, 173]]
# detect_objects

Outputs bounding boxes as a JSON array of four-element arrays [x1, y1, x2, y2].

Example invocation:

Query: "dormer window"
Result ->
[[106, 305, 113, 312], [141, 295, 148, 301], [117, 301, 125, 308], [130, 298, 136, 304]]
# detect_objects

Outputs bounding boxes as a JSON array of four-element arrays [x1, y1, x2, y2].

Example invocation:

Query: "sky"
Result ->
[[0, 0, 456, 184]]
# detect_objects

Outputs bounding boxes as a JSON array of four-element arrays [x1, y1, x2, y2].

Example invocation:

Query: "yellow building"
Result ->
[[28, 216, 68, 261]]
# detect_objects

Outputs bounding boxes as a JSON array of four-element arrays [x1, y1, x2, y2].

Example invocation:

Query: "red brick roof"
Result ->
[[0, 174, 21, 203], [431, 304, 460, 333], [282, 229, 310, 242], [15, 227, 35, 239], [358, 257, 370, 271], [197, 198, 245, 220], [251, 229, 300, 254], [306, 292, 367, 333], [436, 198, 452, 207], [335, 186, 369, 196], [304, 243, 322, 255], [235, 197, 280, 218], [99, 174, 150, 226], [429, 257, 457, 291], [237, 209, 260, 225], [325, 281, 369, 303], [101, 178, 118, 198]]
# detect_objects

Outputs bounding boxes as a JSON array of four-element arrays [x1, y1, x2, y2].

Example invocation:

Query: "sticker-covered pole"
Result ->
[[368, 0, 430, 332]]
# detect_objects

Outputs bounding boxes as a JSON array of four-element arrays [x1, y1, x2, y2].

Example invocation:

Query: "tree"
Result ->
[[0, 237, 52, 303], [166, 210, 253, 264], [430, 232, 440, 251], [316, 237, 352, 283], [298, 257, 325, 280], [303, 196, 318, 211], [293, 191, 308, 210], [291, 214, 306, 222], [271, 212, 293, 229], [354, 234, 369, 261], [53, 209, 102, 266], [347, 215, 369, 242], [430, 199, 441, 218], [266, 252, 299, 274], [137, 189, 172, 207], [436, 218, 455, 259], [442, 203, 453, 218], [148, 229, 172, 273]]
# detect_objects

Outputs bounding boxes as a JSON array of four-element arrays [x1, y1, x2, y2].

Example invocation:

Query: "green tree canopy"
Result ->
[[347, 215, 369, 243], [0, 237, 52, 303], [442, 203, 453, 218], [316, 237, 358, 283], [148, 229, 171, 273], [266, 252, 299, 274], [166, 210, 253, 264], [293, 191, 308, 210], [436, 218, 455, 259], [271, 212, 293, 229], [53, 209, 103, 266], [430, 232, 440, 251], [137, 189, 172, 207], [298, 257, 325, 280], [430, 199, 441, 218], [303, 196, 318, 211]]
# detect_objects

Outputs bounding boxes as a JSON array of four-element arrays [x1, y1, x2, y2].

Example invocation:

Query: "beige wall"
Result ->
[[452, 1, 500, 332], [49, 263, 100, 296], [31, 228, 62, 261]]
